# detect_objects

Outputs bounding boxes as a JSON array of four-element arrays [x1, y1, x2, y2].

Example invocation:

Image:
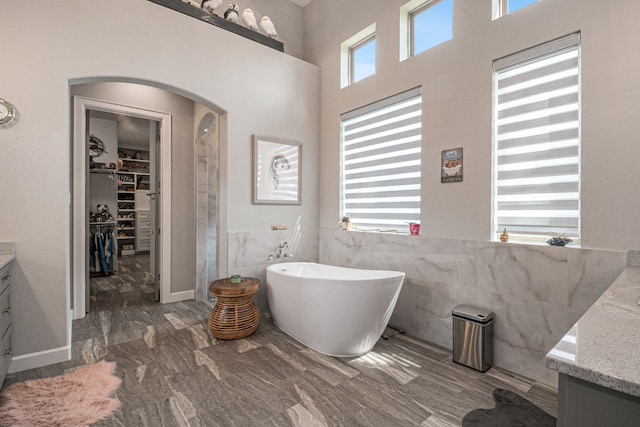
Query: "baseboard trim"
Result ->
[[162, 290, 195, 304], [9, 345, 72, 373]]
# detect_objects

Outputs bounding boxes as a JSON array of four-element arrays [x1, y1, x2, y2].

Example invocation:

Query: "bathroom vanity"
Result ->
[[0, 242, 15, 387], [546, 266, 640, 427]]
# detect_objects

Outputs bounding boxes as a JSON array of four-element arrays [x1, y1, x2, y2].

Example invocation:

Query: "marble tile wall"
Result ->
[[318, 228, 628, 386], [227, 228, 320, 311], [195, 111, 219, 302]]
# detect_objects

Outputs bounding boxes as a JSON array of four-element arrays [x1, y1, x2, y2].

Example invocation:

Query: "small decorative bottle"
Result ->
[[341, 214, 352, 231]]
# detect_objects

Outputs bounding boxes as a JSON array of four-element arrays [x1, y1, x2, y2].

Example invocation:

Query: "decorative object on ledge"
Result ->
[[252, 135, 301, 205], [408, 222, 421, 235], [147, 0, 284, 52], [223, 2, 239, 22], [341, 215, 352, 231], [201, 0, 223, 14], [546, 233, 573, 246], [500, 228, 509, 242], [441, 147, 463, 183], [260, 16, 279, 39], [240, 8, 257, 30], [0, 98, 17, 126]]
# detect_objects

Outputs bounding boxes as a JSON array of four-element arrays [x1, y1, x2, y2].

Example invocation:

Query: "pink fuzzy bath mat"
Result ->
[[0, 360, 121, 426]]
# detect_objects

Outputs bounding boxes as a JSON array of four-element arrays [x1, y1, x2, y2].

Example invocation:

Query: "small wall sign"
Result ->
[[441, 147, 463, 183]]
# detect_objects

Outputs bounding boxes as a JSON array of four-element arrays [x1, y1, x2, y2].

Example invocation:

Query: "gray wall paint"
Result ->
[[181, 0, 305, 58], [248, 0, 305, 59], [305, 0, 640, 251], [0, 0, 318, 360]]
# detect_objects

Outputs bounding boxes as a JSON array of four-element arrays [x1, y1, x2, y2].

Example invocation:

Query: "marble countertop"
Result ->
[[0, 241, 15, 269], [546, 266, 640, 397]]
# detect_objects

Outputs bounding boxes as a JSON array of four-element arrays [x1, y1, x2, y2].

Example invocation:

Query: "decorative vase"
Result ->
[[409, 223, 420, 235]]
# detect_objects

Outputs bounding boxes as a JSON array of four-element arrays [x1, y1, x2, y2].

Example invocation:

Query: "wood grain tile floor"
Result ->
[[3, 255, 558, 426]]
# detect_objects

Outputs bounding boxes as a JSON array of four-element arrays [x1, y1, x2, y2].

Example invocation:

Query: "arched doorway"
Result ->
[[71, 80, 221, 320]]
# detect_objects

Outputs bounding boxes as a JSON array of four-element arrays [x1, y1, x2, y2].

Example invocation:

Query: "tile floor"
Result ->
[[3, 254, 558, 426]]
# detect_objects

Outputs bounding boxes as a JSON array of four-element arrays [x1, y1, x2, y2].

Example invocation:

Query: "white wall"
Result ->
[[88, 117, 119, 216], [0, 0, 319, 363], [305, 0, 640, 251]]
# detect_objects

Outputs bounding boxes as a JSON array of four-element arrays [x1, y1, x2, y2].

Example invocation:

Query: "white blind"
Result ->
[[341, 87, 422, 233], [494, 33, 580, 238]]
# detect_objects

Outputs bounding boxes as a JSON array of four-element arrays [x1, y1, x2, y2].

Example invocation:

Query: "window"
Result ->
[[493, 0, 540, 19], [351, 35, 376, 83], [493, 33, 581, 243], [341, 24, 376, 88], [341, 88, 422, 233], [400, 0, 453, 61]]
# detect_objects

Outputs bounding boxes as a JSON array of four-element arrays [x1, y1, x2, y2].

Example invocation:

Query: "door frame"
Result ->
[[72, 96, 173, 319]]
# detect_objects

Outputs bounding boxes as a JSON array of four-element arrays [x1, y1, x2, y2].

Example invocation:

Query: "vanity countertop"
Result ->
[[546, 266, 640, 398], [0, 241, 15, 269]]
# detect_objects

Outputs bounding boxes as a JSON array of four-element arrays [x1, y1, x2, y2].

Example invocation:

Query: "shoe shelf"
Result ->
[[116, 149, 151, 255]]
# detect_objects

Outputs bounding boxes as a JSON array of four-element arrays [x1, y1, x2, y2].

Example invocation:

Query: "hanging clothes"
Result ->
[[98, 233, 108, 275], [89, 224, 115, 276], [106, 232, 115, 272]]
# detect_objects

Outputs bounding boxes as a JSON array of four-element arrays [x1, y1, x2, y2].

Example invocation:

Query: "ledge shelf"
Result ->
[[147, 0, 284, 52]]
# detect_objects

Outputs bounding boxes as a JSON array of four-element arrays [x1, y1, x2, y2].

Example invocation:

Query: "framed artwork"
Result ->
[[441, 147, 463, 183], [252, 135, 302, 204]]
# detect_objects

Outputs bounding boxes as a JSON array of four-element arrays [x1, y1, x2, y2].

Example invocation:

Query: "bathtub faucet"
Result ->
[[268, 242, 291, 261], [277, 241, 289, 258]]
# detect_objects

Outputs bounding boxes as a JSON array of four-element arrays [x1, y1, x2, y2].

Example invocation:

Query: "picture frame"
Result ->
[[252, 135, 302, 204], [441, 147, 463, 183]]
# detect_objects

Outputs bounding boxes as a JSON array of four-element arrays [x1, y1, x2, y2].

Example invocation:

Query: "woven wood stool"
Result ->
[[208, 277, 260, 340]]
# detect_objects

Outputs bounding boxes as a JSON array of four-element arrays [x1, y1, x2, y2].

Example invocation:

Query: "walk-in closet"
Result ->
[[87, 110, 157, 310]]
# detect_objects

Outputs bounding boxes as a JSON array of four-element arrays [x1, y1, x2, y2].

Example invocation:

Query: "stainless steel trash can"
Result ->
[[452, 304, 494, 372]]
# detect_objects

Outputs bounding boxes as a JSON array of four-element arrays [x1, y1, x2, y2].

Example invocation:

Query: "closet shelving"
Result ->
[[116, 150, 151, 255], [89, 168, 117, 175], [116, 185, 136, 256], [89, 221, 117, 226]]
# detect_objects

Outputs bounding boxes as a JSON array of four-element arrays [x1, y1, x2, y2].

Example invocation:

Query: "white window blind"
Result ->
[[493, 33, 580, 239], [341, 87, 422, 233]]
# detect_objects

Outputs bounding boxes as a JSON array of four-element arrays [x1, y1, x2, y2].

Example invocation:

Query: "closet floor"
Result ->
[[89, 253, 155, 311], [3, 258, 558, 426]]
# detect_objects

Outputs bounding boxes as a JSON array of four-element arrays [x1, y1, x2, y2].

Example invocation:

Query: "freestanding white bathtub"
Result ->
[[266, 262, 405, 357]]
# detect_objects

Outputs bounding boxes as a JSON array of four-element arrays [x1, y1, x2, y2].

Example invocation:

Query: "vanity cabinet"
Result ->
[[0, 262, 12, 387], [557, 373, 640, 427], [547, 267, 640, 427]]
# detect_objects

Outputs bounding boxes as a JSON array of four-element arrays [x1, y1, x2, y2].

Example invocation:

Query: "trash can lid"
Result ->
[[452, 304, 494, 323]]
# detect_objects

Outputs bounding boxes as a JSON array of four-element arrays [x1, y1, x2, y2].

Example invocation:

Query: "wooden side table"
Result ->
[[208, 277, 260, 340]]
